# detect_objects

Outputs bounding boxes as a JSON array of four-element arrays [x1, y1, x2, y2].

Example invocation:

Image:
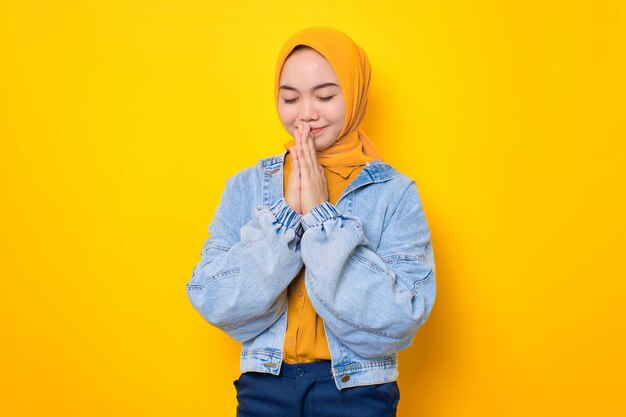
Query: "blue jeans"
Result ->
[[233, 360, 400, 417]]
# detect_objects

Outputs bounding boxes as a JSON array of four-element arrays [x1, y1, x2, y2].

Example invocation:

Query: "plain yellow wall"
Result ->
[[1, 1, 624, 416]]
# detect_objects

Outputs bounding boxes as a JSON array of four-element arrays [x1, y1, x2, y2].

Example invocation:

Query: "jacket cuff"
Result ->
[[268, 197, 303, 231], [302, 201, 340, 231]]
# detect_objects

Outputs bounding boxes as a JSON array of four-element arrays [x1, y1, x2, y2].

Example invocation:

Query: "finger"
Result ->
[[297, 145, 309, 176], [297, 147, 309, 177], [295, 126, 306, 171], [301, 124, 315, 170], [295, 124, 301, 146], [307, 125, 317, 163], [306, 126, 318, 164], [291, 146, 300, 173], [298, 124, 312, 175]]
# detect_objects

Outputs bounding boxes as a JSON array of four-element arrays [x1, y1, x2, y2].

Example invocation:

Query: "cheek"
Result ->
[[277, 104, 297, 125], [328, 103, 346, 124]]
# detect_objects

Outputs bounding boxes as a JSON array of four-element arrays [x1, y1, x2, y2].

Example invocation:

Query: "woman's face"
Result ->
[[277, 47, 346, 152]]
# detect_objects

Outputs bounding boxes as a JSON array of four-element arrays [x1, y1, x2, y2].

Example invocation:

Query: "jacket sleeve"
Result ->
[[186, 173, 304, 343], [299, 180, 436, 358]]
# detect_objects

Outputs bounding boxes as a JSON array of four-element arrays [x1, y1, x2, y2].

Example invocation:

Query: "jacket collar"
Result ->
[[256, 150, 402, 205]]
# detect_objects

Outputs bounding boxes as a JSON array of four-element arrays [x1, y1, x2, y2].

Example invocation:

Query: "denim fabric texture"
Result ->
[[233, 360, 400, 417], [186, 150, 436, 390]]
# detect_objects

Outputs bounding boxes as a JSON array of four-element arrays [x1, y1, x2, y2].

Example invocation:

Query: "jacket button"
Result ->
[[341, 375, 350, 382]]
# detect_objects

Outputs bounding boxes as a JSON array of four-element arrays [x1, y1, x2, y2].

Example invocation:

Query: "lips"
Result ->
[[310, 126, 327, 134]]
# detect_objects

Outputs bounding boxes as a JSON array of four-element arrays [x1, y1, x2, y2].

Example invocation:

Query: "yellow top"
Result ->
[[281, 151, 367, 362]]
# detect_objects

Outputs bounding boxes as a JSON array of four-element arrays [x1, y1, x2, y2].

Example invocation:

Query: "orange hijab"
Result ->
[[274, 27, 384, 168]]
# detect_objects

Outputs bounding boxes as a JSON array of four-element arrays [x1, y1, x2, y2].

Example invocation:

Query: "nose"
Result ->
[[299, 99, 319, 122]]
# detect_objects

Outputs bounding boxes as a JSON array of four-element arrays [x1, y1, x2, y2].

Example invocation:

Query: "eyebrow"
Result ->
[[279, 82, 340, 93]]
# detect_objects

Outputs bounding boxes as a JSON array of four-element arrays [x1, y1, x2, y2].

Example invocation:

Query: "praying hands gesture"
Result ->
[[285, 123, 329, 215]]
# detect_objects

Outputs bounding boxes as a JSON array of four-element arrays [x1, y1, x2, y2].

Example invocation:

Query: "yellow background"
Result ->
[[1, 1, 625, 416]]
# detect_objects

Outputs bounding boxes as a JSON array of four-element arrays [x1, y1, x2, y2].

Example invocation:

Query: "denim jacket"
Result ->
[[186, 150, 436, 390]]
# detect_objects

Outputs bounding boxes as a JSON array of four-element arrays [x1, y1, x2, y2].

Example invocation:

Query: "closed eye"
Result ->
[[281, 95, 336, 104]]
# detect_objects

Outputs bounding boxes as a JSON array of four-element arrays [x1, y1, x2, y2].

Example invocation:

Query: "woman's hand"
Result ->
[[285, 139, 302, 214], [296, 123, 328, 214]]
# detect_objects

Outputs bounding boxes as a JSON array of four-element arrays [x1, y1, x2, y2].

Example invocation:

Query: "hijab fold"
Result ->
[[274, 27, 384, 168]]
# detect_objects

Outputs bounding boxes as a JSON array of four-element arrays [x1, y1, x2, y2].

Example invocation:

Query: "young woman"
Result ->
[[186, 27, 436, 417]]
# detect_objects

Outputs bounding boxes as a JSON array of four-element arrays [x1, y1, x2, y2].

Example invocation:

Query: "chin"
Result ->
[[314, 137, 332, 149]]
